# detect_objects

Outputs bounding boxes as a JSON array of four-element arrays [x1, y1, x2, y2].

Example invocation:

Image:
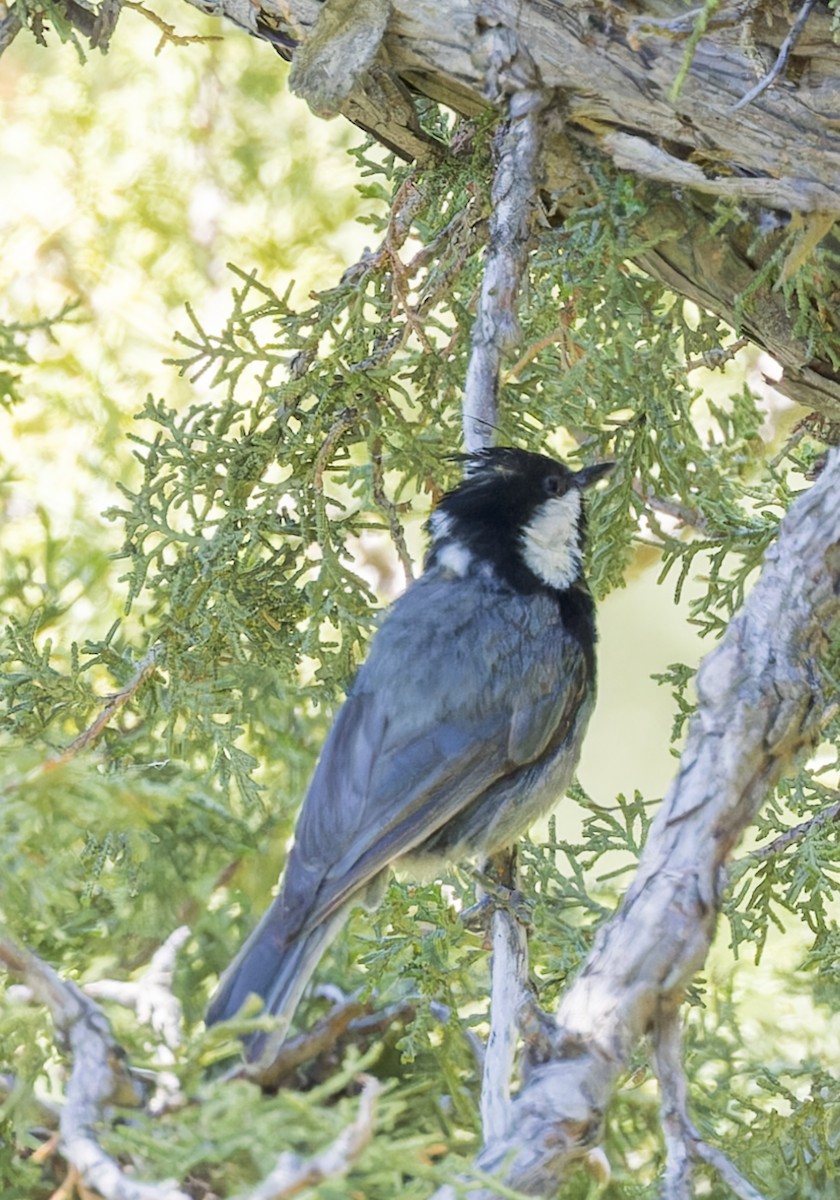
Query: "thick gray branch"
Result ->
[[467, 447, 840, 1195], [189, 0, 840, 416]]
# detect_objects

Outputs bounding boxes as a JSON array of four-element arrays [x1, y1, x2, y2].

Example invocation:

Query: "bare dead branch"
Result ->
[[652, 1007, 769, 1200], [731, 0, 819, 112], [0, 931, 189, 1200], [451, 446, 840, 1196], [85, 925, 189, 1052], [462, 25, 548, 451], [244, 1074, 381, 1200], [479, 848, 529, 1147], [83, 926, 190, 1114]]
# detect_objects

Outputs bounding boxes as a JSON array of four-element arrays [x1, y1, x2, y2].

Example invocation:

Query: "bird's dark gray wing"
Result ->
[[278, 573, 591, 940]]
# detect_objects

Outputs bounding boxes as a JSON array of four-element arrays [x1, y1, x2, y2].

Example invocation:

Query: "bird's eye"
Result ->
[[543, 474, 564, 496]]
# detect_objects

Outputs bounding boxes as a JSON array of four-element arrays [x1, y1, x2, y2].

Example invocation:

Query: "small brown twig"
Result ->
[[502, 326, 570, 383], [731, 0, 819, 112], [312, 409, 360, 492], [1, 647, 163, 801], [56, 645, 162, 764], [745, 794, 840, 864], [121, 0, 223, 53], [247, 997, 417, 1092], [632, 481, 714, 534], [371, 438, 414, 588], [246, 998, 366, 1091]]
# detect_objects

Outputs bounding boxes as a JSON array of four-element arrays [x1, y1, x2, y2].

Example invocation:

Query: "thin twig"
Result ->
[[245, 1074, 381, 1200], [246, 998, 417, 1092], [49, 645, 163, 767], [745, 795, 840, 863], [312, 409, 359, 491], [1, 647, 163, 801], [0, 7, 22, 55], [632, 481, 713, 533], [769, 426, 807, 469], [731, 0, 818, 111], [121, 0, 222, 52], [685, 336, 749, 373], [462, 84, 548, 452], [371, 437, 415, 587], [652, 1008, 768, 1200], [628, 2, 752, 39], [651, 1008, 697, 1200], [502, 326, 569, 383]]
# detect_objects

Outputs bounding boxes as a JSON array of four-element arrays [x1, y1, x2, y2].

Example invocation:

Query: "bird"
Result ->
[[206, 446, 613, 1055]]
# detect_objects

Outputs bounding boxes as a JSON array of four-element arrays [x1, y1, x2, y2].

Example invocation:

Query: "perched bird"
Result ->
[[206, 447, 612, 1053]]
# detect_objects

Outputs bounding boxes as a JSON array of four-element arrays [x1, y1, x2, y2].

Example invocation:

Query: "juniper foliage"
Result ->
[[2, 19, 840, 1199]]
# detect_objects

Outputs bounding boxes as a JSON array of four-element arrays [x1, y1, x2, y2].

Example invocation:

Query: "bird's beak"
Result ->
[[575, 461, 615, 489]]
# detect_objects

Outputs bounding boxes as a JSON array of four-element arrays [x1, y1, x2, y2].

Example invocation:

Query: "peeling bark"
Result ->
[[180, 0, 840, 417]]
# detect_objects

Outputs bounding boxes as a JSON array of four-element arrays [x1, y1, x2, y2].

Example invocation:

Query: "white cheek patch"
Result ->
[[437, 539, 474, 577], [521, 490, 582, 589]]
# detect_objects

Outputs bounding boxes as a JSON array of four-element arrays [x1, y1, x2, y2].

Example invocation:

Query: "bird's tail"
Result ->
[[206, 903, 347, 1055]]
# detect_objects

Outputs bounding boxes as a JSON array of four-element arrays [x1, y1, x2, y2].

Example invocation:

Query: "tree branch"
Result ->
[[462, 24, 547, 452], [232, 0, 840, 418], [244, 1074, 381, 1200], [462, 446, 840, 1196], [50, 646, 162, 768], [0, 6, 22, 55], [0, 932, 189, 1200], [478, 849, 529, 1147], [652, 1007, 768, 1200], [730, 0, 819, 112]]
